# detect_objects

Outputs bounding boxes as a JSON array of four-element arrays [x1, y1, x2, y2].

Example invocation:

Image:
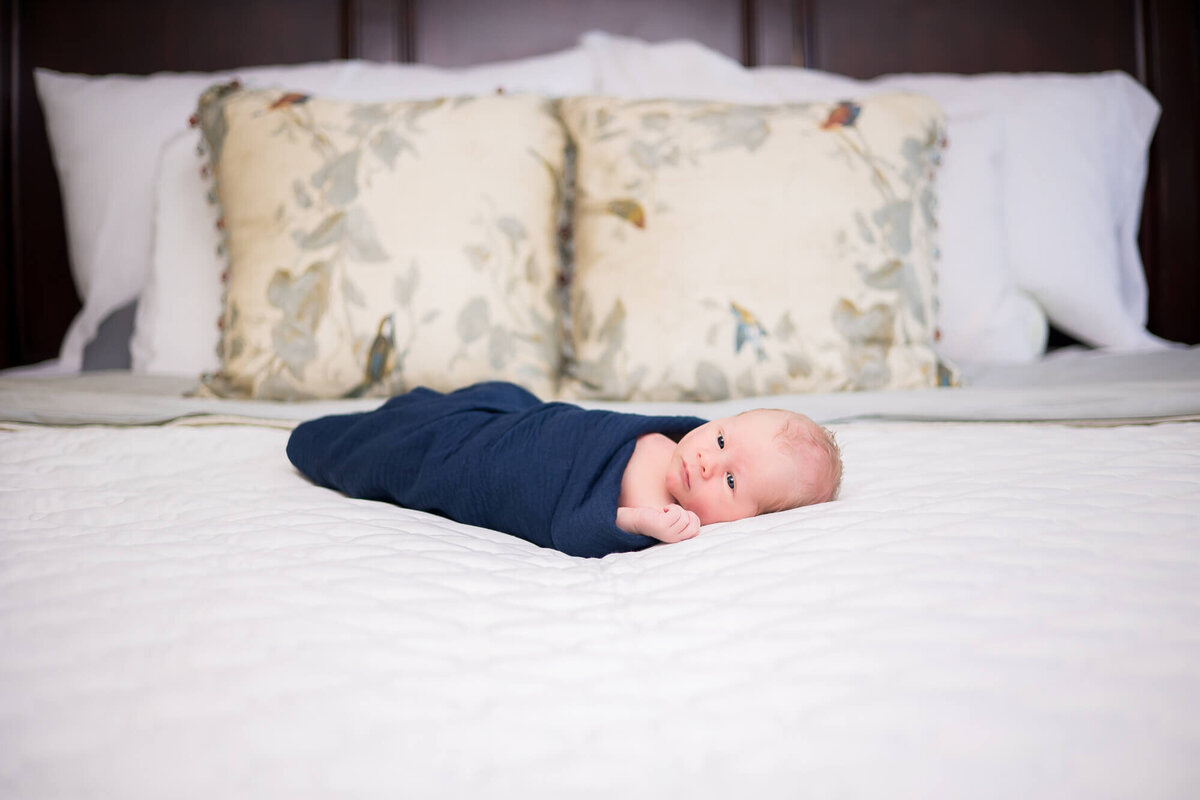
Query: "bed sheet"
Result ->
[[2, 346, 1199, 427], [2, 394, 1199, 796]]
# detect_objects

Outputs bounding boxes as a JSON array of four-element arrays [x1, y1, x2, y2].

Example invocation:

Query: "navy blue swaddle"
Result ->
[[287, 382, 706, 558]]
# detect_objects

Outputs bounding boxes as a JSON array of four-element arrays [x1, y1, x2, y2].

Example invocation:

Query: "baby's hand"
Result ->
[[618, 504, 701, 543]]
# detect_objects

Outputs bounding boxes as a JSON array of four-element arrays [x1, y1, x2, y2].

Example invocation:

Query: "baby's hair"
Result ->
[[752, 409, 843, 513]]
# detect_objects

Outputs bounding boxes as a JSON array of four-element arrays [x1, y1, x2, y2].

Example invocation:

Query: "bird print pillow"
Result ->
[[194, 84, 567, 400], [559, 93, 947, 401]]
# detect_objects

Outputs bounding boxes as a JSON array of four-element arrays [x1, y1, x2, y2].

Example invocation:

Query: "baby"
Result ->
[[288, 381, 841, 558], [617, 408, 841, 544]]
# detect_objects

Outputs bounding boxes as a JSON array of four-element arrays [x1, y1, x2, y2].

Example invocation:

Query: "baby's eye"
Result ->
[[717, 434, 725, 449], [726, 473, 735, 491]]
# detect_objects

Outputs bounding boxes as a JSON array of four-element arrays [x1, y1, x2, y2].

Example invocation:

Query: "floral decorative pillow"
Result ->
[[196, 85, 567, 400], [559, 93, 947, 401]]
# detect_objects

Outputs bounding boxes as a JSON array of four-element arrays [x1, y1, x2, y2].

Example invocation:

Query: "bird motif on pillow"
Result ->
[[605, 198, 647, 229], [344, 313, 396, 398], [730, 301, 768, 361], [820, 101, 861, 130], [268, 92, 311, 111]]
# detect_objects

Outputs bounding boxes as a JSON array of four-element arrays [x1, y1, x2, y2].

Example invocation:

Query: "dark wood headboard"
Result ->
[[2, 0, 1197, 369]]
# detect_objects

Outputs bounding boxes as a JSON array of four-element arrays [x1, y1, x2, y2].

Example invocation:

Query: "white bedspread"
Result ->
[[2, 364, 1199, 796]]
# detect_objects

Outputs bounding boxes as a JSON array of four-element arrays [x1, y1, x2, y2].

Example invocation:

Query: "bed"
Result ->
[[2, 1, 1200, 797]]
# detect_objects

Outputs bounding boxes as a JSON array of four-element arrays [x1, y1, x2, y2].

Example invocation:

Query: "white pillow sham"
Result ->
[[133, 131, 223, 376], [37, 47, 597, 374], [869, 70, 1163, 351]]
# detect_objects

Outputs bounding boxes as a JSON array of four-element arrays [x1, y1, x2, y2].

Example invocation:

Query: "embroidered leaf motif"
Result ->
[[872, 200, 913, 255], [457, 297, 490, 344], [393, 261, 419, 305], [311, 150, 361, 206], [854, 211, 876, 244], [404, 98, 446, 130], [833, 298, 895, 346], [785, 352, 812, 378], [292, 179, 313, 209], [640, 112, 671, 131], [856, 260, 926, 326], [735, 368, 757, 397], [695, 361, 731, 401], [267, 261, 332, 379], [349, 103, 389, 126], [293, 212, 345, 251], [344, 207, 388, 262], [497, 217, 527, 254], [341, 275, 366, 308], [597, 298, 627, 348], [488, 326, 516, 369], [693, 107, 770, 152], [774, 311, 796, 341], [631, 140, 660, 170], [370, 129, 408, 168], [574, 294, 595, 342], [195, 81, 240, 164], [845, 346, 891, 390]]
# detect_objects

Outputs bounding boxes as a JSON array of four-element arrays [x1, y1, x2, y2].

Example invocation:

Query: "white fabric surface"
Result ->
[[2, 410, 1198, 798]]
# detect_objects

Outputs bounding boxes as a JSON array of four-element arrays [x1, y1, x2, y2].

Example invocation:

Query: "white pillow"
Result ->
[[583, 31, 1164, 357], [579, 30, 774, 102], [931, 108, 1047, 363], [871, 71, 1163, 351], [132, 131, 223, 376], [37, 47, 597, 374]]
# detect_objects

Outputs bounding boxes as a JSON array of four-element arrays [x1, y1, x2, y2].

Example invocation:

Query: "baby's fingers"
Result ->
[[660, 505, 700, 542], [679, 510, 701, 540]]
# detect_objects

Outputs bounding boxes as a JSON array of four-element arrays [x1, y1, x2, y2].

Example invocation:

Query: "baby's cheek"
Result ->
[[682, 494, 721, 526]]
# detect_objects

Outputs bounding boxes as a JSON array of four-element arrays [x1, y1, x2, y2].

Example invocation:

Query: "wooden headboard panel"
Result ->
[[2, 0, 1197, 368]]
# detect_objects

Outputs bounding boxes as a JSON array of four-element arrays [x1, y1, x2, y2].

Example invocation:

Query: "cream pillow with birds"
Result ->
[[560, 93, 947, 401], [196, 84, 567, 400]]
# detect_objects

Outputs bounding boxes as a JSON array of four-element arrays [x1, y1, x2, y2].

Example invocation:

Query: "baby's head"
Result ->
[[666, 408, 842, 525]]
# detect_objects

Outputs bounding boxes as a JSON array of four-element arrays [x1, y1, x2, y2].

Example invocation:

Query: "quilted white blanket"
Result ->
[[2, 363, 1200, 798]]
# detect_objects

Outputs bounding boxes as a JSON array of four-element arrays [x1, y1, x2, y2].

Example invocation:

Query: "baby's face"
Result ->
[[665, 410, 798, 525]]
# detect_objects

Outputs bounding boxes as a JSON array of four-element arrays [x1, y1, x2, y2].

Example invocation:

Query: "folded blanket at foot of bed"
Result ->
[[287, 381, 706, 558]]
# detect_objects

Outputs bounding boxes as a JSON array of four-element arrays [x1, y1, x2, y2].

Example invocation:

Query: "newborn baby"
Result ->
[[287, 382, 841, 558]]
